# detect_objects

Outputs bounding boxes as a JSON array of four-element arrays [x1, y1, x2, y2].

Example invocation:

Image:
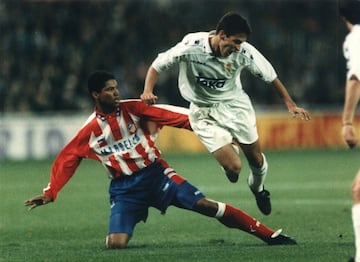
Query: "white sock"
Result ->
[[214, 202, 226, 218], [231, 143, 240, 155], [353, 204, 360, 262], [248, 153, 268, 192]]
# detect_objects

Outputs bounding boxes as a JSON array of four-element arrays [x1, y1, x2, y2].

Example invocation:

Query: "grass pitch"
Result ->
[[0, 148, 359, 262]]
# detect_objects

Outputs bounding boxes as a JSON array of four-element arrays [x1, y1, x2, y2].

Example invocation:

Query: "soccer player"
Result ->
[[140, 12, 311, 216], [25, 71, 296, 249], [338, 1, 360, 261]]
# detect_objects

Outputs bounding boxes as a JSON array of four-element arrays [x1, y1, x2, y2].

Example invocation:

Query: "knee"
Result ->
[[224, 161, 242, 174], [106, 234, 130, 249], [214, 146, 242, 174]]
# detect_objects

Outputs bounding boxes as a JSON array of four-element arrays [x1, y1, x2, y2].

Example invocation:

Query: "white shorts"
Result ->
[[189, 98, 258, 153]]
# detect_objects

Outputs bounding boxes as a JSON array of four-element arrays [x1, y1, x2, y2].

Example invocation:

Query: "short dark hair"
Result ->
[[339, 0, 360, 24], [216, 11, 251, 36], [87, 70, 115, 94]]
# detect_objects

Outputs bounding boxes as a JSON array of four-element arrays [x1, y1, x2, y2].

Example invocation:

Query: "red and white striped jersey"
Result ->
[[43, 99, 191, 200]]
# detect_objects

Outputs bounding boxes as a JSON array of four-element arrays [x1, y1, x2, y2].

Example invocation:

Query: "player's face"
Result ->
[[219, 33, 247, 57], [95, 79, 120, 113]]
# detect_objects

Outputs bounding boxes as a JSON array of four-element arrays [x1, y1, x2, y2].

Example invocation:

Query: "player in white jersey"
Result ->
[[141, 11, 311, 216], [338, 1, 360, 262]]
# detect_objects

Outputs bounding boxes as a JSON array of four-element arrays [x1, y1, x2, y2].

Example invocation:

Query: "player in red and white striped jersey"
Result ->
[[25, 71, 296, 249], [41, 98, 191, 200]]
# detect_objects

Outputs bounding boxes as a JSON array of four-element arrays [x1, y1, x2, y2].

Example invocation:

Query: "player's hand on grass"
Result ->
[[342, 125, 358, 149], [24, 195, 52, 210], [140, 92, 158, 105]]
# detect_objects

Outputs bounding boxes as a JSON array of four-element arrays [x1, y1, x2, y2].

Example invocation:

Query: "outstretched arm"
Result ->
[[271, 78, 311, 121], [24, 194, 53, 210], [24, 131, 89, 210], [141, 66, 159, 105], [24, 150, 82, 210]]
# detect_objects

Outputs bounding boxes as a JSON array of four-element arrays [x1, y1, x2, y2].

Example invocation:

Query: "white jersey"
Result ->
[[343, 24, 360, 80], [152, 31, 277, 105]]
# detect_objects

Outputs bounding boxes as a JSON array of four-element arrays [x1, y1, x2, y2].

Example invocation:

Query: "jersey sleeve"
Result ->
[[43, 128, 92, 201], [137, 102, 191, 130], [151, 43, 183, 73], [148, 104, 192, 130], [124, 100, 191, 130], [242, 43, 278, 83], [151, 33, 195, 73], [346, 31, 360, 80]]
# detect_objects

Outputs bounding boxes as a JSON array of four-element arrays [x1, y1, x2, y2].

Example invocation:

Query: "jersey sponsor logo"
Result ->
[[196, 76, 226, 89], [99, 133, 141, 155]]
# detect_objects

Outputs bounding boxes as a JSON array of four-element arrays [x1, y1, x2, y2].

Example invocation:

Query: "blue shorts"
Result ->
[[108, 161, 205, 235]]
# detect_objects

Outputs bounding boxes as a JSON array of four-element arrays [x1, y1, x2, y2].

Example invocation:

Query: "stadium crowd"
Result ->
[[0, 0, 347, 114]]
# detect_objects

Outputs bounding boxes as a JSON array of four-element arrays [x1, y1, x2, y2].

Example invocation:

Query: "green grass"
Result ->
[[1, 148, 359, 261]]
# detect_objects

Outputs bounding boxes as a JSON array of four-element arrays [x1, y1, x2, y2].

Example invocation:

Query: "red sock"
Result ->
[[218, 204, 274, 242]]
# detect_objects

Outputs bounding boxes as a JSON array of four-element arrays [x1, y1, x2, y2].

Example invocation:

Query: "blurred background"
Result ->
[[0, 0, 348, 114], [1, 0, 358, 159]]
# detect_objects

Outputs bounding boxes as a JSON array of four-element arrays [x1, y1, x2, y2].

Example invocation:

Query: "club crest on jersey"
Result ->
[[196, 76, 226, 89], [224, 63, 232, 73]]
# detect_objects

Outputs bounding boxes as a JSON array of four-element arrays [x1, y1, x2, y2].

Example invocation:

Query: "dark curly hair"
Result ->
[[87, 71, 115, 95]]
